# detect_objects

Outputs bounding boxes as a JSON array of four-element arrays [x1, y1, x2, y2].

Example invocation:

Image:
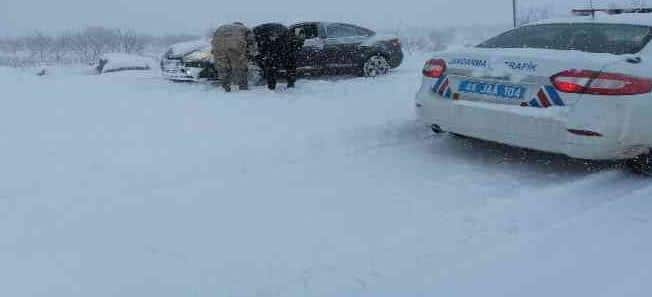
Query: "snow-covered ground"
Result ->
[[1, 54, 651, 297]]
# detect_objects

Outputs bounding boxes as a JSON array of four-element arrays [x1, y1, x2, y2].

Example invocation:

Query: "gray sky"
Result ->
[[0, 0, 641, 36]]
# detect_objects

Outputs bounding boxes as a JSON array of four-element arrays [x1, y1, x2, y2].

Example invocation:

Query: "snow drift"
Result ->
[[97, 53, 155, 74], [0, 53, 650, 297]]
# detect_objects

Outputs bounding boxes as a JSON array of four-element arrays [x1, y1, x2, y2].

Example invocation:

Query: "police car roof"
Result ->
[[530, 12, 652, 27]]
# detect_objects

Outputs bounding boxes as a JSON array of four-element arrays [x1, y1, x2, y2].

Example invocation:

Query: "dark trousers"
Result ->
[[262, 55, 297, 90]]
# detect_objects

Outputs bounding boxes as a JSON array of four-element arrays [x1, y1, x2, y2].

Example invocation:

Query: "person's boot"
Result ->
[[239, 80, 249, 91], [287, 69, 297, 88], [222, 83, 232, 93], [265, 66, 277, 90]]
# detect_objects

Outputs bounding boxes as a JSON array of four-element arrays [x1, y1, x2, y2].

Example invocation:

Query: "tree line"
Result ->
[[0, 27, 199, 66]]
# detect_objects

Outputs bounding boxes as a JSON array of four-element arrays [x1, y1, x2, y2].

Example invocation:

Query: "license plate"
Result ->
[[458, 80, 526, 100]]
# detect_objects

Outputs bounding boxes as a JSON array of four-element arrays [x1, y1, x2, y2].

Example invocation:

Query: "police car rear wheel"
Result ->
[[362, 55, 390, 77], [626, 153, 652, 176]]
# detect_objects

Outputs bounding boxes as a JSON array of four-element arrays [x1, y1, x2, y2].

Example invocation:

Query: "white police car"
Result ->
[[415, 10, 652, 175]]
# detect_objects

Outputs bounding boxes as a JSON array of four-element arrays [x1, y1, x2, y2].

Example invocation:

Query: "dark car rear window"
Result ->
[[477, 23, 652, 55]]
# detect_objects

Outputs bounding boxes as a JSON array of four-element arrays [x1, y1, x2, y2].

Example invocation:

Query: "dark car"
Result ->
[[160, 22, 403, 81], [289, 22, 403, 77]]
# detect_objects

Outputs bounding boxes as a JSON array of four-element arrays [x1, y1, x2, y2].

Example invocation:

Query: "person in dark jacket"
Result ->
[[253, 23, 304, 90]]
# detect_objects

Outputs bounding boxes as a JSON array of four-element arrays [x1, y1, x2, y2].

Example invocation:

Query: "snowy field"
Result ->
[[1, 54, 651, 297]]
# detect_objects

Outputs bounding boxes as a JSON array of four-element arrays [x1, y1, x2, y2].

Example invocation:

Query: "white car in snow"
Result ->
[[160, 39, 261, 82], [96, 53, 154, 74], [160, 39, 216, 81], [415, 12, 652, 175]]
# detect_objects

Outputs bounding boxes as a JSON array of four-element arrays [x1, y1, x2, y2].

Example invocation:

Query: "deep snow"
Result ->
[[1, 55, 651, 297]]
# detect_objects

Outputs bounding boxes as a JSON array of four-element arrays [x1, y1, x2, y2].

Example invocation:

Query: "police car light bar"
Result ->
[[572, 8, 652, 16]]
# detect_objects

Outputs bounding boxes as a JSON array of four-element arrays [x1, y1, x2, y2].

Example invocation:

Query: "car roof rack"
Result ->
[[572, 8, 652, 16]]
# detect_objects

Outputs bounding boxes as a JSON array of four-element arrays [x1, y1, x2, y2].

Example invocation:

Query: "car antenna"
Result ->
[[589, 0, 596, 20]]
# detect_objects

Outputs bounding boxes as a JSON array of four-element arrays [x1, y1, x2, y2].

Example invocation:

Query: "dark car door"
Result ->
[[323, 23, 372, 68], [289, 23, 326, 70]]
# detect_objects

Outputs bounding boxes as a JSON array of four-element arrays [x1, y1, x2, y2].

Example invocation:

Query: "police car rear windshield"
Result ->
[[478, 23, 652, 55]]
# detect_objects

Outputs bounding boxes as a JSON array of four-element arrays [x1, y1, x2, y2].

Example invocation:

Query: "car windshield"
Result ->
[[292, 24, 320, 39], [478, 23, 652, 55]]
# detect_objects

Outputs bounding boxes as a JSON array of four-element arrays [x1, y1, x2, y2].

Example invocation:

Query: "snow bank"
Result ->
[[0, 53, 651, 297]]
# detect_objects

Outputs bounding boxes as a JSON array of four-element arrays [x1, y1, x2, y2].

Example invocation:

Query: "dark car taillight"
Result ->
[[551, 70, 652, 96], [423, 59, 447, 78]]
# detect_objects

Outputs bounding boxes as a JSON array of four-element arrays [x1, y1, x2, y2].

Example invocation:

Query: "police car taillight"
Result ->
[[551, 70, 652, 96], [423, 59, 446, 78]]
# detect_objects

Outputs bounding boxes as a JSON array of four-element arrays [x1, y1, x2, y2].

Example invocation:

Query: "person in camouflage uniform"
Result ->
[[211, 22, 257, 92], [253, 23, 305, 90]]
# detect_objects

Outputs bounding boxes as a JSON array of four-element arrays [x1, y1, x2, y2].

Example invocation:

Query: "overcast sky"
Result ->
[[0, 0, 643, 36]]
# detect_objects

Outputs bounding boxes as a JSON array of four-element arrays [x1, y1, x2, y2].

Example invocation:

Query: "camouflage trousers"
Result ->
[[213, 48, 249, 89]]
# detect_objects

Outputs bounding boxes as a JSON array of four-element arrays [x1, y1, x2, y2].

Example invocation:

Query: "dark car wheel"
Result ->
[[362, 55, 390, 77], [626, 153, 652, 176]]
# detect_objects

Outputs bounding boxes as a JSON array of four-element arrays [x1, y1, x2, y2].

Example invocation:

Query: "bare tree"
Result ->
[[82, 27, 121, 61], [24, 32, 53, 62], [51, 33, 75, 63], [119, 30, 148, 54], [517, 5, 552, 26], [1, 27, 203, 66], [69, 32, 92, 63]]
